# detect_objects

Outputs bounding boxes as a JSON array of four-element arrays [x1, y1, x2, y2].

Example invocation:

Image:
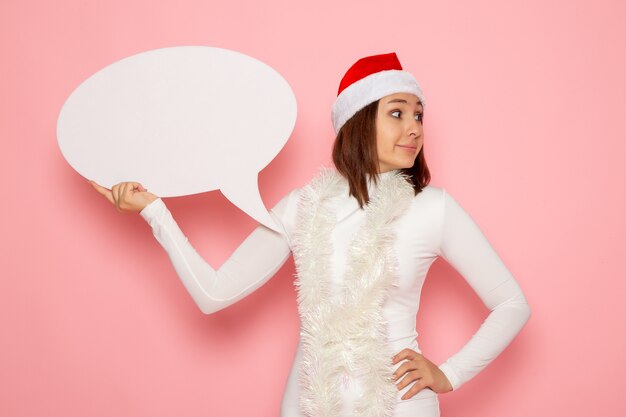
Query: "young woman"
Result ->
[[90, 52, 531, 417]]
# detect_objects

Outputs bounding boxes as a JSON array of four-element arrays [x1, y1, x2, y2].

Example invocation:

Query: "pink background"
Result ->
[[1, 0, 624, 416]]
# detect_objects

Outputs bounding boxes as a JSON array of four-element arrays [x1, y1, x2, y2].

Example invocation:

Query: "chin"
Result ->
[[381, 156, 417, 171], [386, 164, 412, 171], [397, 159, 417, 169]]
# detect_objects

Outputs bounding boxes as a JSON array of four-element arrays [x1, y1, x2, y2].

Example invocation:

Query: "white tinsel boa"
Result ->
[[291, 166, 415, 417]]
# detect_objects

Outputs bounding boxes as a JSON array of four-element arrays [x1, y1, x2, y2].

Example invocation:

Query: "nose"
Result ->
[[407, 118, 421, 137]]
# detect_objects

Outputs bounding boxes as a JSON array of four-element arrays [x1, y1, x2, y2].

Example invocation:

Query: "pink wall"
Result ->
[[1, 0, 624, 416]]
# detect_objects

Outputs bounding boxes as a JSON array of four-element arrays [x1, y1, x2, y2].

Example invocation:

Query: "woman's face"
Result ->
[[375, 92, 424, 173]]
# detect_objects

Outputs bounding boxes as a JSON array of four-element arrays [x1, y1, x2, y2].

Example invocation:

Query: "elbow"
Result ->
[[508, 288, 532, 325], [493, 291, 532, 328], [512, 298, 531, 328], [517, 290, 531, 323], [193, 295, 227, 315]]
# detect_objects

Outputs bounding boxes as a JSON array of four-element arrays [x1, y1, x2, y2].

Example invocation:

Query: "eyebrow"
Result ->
[[385, 98, 423, 107]]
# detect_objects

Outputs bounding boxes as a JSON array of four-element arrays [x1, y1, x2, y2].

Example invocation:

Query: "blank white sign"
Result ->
[[57, 46, 297, 232]]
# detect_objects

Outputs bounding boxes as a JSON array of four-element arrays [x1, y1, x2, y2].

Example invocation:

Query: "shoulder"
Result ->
[[270, 187, 302, 219], [401, 184, 456, 229], [415, 184, 445, 199], [267, 187, 303, 246], [268, 166, 338, 220], [391, 184, 446, 250], [411, 184, 465, 211], [410, 184, 446, 210]]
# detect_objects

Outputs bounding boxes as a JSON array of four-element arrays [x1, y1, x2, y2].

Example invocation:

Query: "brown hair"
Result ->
[[331, 100, 431, 208]]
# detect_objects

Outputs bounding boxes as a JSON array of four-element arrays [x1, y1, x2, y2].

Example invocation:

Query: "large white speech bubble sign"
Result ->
[[57, 46, 297, 232]]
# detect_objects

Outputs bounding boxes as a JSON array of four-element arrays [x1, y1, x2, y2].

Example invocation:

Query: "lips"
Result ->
[[397, 145, 417, 150]]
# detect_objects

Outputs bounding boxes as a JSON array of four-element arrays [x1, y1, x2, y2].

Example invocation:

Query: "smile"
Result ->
[[397, 145, 417, 151]]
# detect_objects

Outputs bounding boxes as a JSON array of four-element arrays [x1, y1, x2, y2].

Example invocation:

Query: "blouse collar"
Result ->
[[366, 169, 401, 194]]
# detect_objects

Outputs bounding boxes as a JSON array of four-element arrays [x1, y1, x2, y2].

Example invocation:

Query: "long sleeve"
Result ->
[[435, 188, 531, 391], [138, 189, 297, 314]]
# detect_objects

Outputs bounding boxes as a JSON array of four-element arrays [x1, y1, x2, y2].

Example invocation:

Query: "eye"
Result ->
[[415, 112, 424, 122], [390, 110, 402, 118]]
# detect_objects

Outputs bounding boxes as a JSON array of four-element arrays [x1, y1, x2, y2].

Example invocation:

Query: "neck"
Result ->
[[366, 168, 401, 194]]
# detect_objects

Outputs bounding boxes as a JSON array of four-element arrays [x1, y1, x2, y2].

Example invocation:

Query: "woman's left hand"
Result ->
[[391, 348, 453, 399]]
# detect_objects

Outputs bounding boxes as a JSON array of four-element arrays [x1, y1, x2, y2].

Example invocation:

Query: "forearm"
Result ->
[[437, 188, 532, 390], [438, 280, 531, 390], [139, 198, 291, 314]]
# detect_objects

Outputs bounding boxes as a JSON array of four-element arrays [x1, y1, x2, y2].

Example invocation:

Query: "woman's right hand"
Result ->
[[89, 180, 159, 213]]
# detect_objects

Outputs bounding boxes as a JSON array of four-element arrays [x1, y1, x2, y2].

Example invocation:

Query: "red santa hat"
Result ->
[[331, 52, 425, 133]]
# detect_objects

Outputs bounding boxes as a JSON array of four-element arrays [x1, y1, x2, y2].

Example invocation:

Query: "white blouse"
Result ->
[[138, 170, 531, 414]]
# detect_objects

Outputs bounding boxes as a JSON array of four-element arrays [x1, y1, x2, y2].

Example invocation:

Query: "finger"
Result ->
[[126, 182, 140, 192], [133, 183, 148, 193], [397, 370, 423, 391], [392, 348, 419, 364], [401, 379, 427, 400], [392, 348, 411, 364], [117, 183, 125, 210], [120, 182, 131, 210], [89, 180, 115, 205], [112, 184, 121, 211], [89, 180, 106, 195], [392, 361, 419, 380]]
